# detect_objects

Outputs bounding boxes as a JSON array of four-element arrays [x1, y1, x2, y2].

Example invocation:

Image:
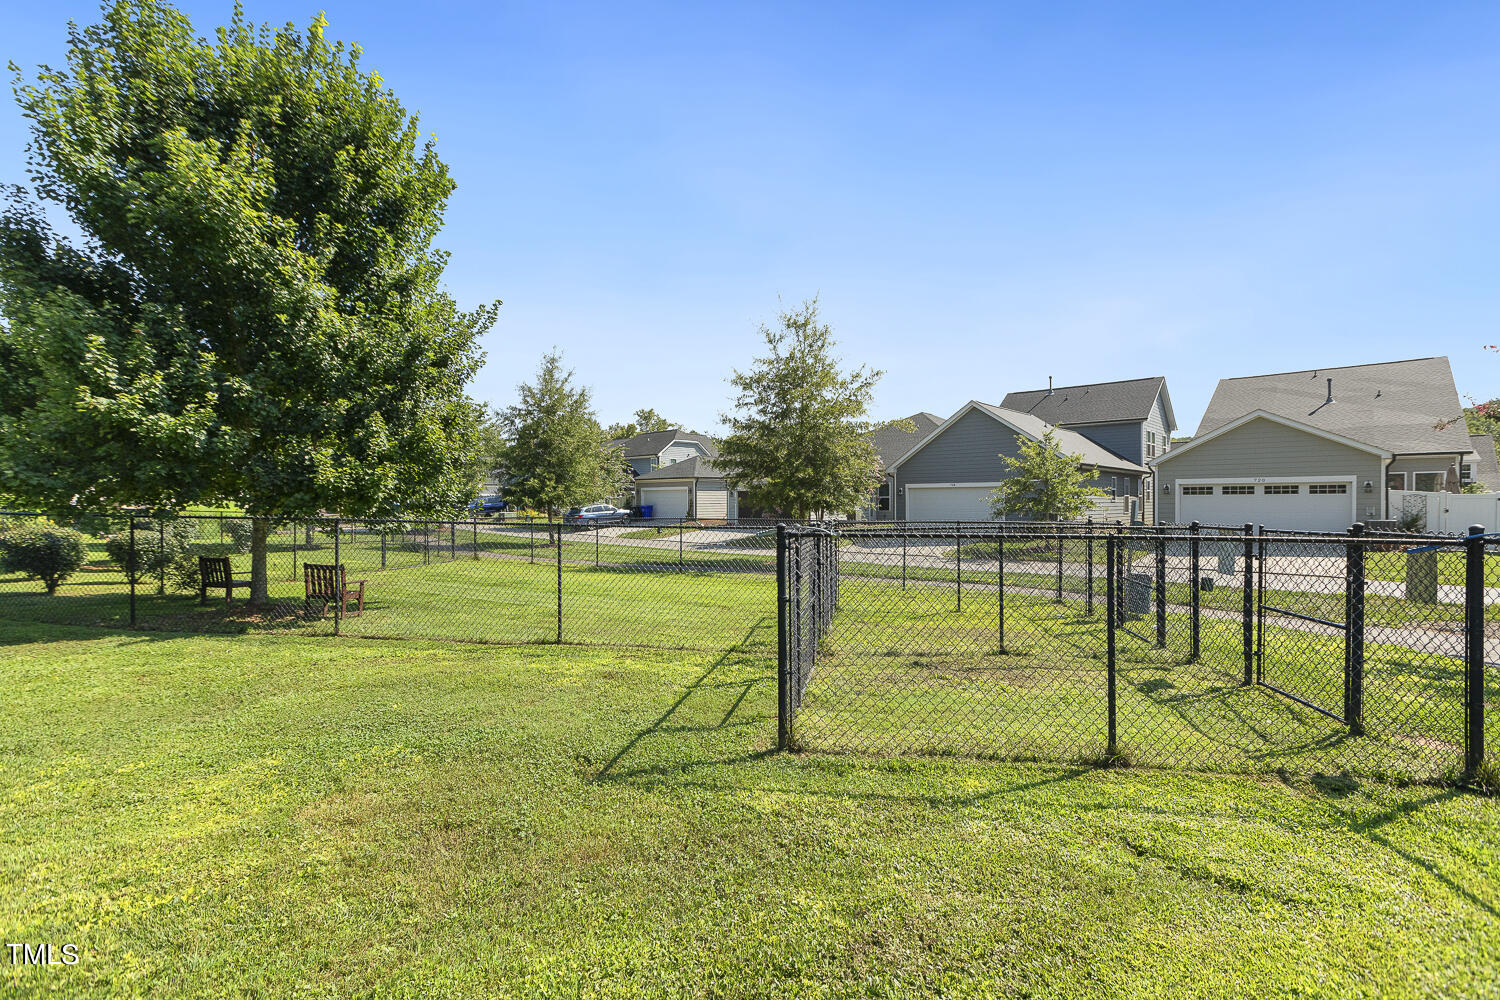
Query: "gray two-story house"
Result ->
[[1000, 375, 1177, 520], [607, 429, 718, 477], [887, 400, 1151, 522]]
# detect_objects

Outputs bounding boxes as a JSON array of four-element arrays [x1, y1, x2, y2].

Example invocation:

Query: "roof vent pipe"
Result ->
[[1326, 378, 1334, 403], [1047, 376, 1054, 395]]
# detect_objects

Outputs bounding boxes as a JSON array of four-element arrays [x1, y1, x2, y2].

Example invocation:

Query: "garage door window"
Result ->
[[1264, 485, 1299, 495], [1181, 485, 1212, 496], [1309, 484, 1347, 495], [1221, 485, 1255, 495]]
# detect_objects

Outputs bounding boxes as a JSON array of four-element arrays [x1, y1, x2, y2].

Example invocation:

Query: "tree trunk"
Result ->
[[249, 518, 270, 606]]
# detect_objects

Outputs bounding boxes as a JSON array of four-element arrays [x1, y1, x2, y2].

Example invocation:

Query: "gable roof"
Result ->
[[1470, 433, 1500, 487], [607, 428, 718, 459], [1001, 376, 1174, 432], [634, 455, 729, 481], [867, 412, 943, 468], [889, 400, 1148, 475], [1151, 409, 1393, 466], [1194, 357, 1474, 456]]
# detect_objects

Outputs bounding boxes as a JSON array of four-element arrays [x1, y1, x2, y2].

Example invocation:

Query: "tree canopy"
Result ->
[[717, 300, 882, 519], [604, 408, 677, 442], [497, 352, 630, 514], [987, 430, 1105, 522], [0, 1, 494, 600]]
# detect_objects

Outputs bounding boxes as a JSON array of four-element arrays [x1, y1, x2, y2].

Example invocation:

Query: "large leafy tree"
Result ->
[[0, 1, 495, 603], [498, 352, 631, 516], [987, 430, 1106, 522], [718, 300, 882, 519]]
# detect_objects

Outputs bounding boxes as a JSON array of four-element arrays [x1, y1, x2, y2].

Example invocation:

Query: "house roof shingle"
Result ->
[[1194, 357, 1474, 456], [868, 412, 943, 468], [607, 428, 718, 458], [1001, 376, 1171, 429], [634, 455, 729, 481], [970, 402, 1149, 473]]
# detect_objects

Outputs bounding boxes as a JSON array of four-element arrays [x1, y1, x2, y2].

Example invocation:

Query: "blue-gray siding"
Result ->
[[1071, 421, 1142, 464], [895, 410, 1139, 519]]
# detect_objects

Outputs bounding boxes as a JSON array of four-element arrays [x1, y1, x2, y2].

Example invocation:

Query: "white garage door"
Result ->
[[640, 486, 689, 519], [1177, 482, 1354, 532], [906, 485, 998, 522]]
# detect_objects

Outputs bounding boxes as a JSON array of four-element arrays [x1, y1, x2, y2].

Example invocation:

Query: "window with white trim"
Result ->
[[1462, 464, 1475, 485], [1181, 485, 1212, 496], [1221, 485, 1255, 495], [1264, 484, 1298, 495], [1309, 483, 1347, 495]]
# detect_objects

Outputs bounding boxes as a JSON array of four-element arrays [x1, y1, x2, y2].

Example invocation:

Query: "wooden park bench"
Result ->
[[304, 563, 367, 618], [198, 556, 252, 607]]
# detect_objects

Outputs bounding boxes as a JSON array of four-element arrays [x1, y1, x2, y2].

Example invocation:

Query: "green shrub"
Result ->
[[104, 517, 200, 584], [224, 519, 253, 554], [0, 524, 88, 594]]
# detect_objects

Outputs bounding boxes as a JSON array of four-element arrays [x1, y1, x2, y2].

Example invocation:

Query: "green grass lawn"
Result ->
[[3, 620, 1500, 998]]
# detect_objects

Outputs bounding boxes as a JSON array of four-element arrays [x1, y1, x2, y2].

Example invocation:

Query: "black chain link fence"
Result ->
[[780, 522, 1498, 783], [3, 510, 1494, 781]]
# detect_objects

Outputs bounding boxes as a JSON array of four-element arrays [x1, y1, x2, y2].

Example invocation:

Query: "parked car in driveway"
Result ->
[[564, 504, 630, 528], [468, 496, 508, 515]]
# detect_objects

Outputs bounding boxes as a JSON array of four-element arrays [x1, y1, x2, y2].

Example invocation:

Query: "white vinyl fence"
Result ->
[[1389, 489, 1500, 534]]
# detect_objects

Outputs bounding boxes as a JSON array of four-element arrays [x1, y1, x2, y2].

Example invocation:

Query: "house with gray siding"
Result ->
[[887, 401, 1150, 522], [1000, 375, 1176, 521], [1151, 357, 1480, 531], [607, 428, 718, 478], [632, 456, 738, 521], [862, 412, 943, 520]]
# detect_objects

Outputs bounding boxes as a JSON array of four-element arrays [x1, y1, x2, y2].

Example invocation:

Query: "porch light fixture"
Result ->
[[1362, 480, 1373, 493]]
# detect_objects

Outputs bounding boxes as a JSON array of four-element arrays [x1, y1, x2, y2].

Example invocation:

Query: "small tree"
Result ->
[[988, 430, 1106, 522], [498, 353, 631, 517], [718, 300, 883, 519], [0, 524, 87, 594]]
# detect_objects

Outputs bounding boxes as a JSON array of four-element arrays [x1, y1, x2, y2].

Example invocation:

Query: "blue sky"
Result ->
[[4, 1, 1499, 435]]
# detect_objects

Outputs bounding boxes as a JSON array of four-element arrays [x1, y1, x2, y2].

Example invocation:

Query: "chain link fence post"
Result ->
[[1189, 521, 1201, 662], [333, 517, 341, 636], [556, 519, 564, 643], [1242, 522, 1254, 685], [157, 516, 166, 595], [1106, 532, 1118, 756], [1344, 522, 1366, 734], [1465, 524, 1486, 781], [777, 523, 790, 750]]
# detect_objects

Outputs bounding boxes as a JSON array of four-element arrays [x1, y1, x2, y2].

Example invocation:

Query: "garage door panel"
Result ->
[[907, 485, 998, 522], [1178, 483, 1352, 532], [640, 487, 689, 519]]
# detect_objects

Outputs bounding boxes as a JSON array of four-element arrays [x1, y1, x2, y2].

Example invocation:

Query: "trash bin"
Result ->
[[1124, 572, 1152, 618], [639, 505, 654, 519], [1406, 550, 1438, 605], [1215, 541, 1237, 575]]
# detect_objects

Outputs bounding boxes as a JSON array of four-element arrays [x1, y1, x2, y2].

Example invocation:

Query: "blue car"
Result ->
[[564, 504, 630, 528], [468, 496, 508, 515]]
